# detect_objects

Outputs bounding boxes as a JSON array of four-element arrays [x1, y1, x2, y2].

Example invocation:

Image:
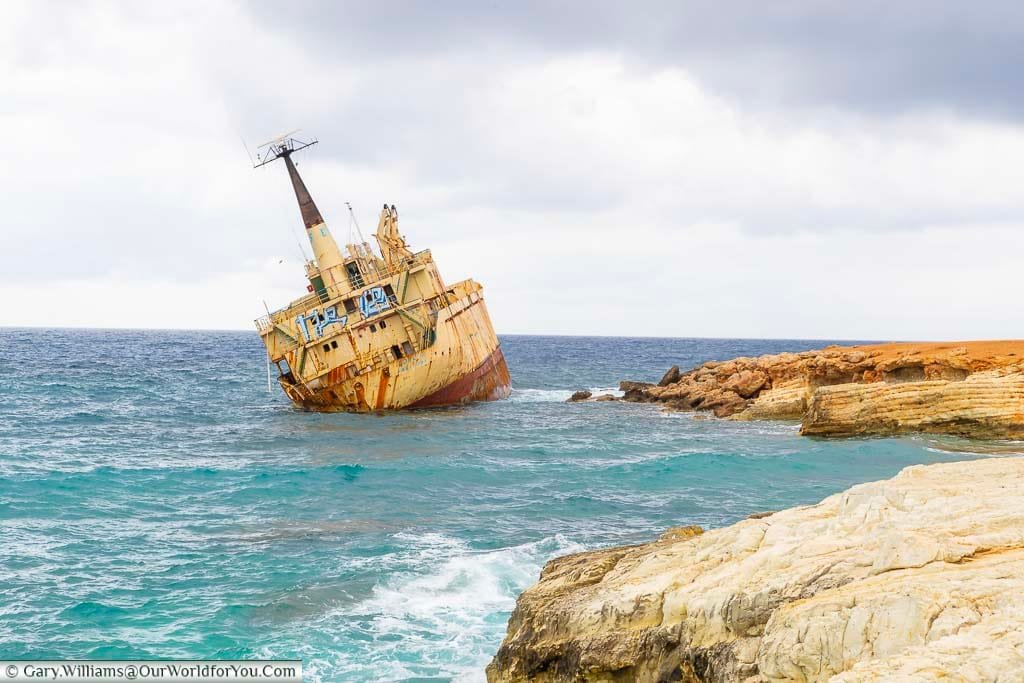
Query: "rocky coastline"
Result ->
[[606, 340, 1024, 438], [500, 341, 1024, 681], [487, 457, 1024, 682]]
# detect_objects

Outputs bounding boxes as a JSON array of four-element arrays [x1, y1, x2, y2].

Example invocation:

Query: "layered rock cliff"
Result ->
[[619, 341, 1024, 438], [487, 457, 1024, 682]]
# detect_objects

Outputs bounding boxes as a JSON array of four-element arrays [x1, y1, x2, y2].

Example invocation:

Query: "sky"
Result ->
[[2, 1, 1023, 339]]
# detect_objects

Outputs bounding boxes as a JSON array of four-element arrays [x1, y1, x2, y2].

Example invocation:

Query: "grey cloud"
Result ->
[[4, 0, 1023, 296], [250, 0, 1024, 119], [226, 1, 1024, 240]]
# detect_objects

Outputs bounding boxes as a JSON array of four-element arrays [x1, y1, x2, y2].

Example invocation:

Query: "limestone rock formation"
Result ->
[[803, 368, 1024, 437], [567, 390, 593, 402], [487, 457, 1024, 682], [621, 341, 1024, 438]]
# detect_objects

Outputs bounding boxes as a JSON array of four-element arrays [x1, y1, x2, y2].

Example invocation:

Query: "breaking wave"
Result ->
[[508, 387, 623, 403], [316, 533, 585, 682]]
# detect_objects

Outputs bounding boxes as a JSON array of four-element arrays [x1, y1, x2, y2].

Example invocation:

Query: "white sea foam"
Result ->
[[508, 388, 574, 403], [588, 386, 625, 398], [327, 533, 586, 682], [509, 387, 624, 403]]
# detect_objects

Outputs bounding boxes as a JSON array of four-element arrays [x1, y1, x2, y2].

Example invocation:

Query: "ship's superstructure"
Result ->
[[254, 135, 510, 411]]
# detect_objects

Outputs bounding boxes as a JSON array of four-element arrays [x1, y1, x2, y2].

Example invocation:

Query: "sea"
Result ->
[[0, 329, 1008, 681]]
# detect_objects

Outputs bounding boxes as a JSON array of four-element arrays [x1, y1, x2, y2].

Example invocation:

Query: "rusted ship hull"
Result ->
[[254, 134, 510, 412], [410, 347, 511, 408], [276, 284, 510, 412]]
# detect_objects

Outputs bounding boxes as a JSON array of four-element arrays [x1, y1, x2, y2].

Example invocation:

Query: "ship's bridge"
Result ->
[[255, 247, 438, 333]]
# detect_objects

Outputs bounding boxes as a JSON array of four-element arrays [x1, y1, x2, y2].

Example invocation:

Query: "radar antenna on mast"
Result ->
[[253, 129, 318, 168], [252, 128, 327, 236]]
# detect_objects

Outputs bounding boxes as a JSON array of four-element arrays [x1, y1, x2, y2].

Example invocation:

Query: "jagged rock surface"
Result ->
[[658, 365, 682, 387], [487, 458, 1024, 682], [621, 341, 1024, 437]]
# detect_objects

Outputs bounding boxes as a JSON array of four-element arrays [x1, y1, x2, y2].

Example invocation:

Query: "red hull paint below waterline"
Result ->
[[410, 347, 512, 408]]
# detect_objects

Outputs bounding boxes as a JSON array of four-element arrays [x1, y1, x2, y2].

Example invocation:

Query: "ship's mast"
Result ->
[[254, 132, 346, 275]]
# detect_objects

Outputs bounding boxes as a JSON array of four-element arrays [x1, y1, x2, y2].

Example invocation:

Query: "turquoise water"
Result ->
[[0, 330, 999, 680]]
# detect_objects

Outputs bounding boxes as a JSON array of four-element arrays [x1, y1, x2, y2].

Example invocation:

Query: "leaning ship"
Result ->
[[253, 135, 510, 411]]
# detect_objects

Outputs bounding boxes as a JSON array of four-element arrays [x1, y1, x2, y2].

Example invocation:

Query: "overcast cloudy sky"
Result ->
[[3, 1, 1023, 339]]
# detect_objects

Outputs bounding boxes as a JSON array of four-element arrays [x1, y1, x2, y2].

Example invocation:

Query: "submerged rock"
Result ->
[[488, 457, 1024, 682], [567, 392, 619, 403]]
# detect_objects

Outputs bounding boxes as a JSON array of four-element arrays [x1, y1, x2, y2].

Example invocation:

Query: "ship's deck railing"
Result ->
[[254, 250, 431, 333], [361, 250, 431, 284]]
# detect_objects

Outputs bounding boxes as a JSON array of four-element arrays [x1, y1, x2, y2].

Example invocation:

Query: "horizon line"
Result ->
[[0, 324, 971, 344]]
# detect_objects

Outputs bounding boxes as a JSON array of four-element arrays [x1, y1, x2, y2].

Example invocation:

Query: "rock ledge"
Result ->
[[621, 340, 1024, 438], [488, 457, 1024, 682]]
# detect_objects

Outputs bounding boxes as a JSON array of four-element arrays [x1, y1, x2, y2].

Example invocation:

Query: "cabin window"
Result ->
[[322, 343, 330, 352], [379, 320, 387, 329], [391, 344, 403, 359], [343, 298, 358, 314], [369, 324, 376, 333], [383, 284, 397, 303], [331, 340, 338, 349], [310, 276, 328, 302], [401, 341, 414, 356], [346, 262, 365, 288]]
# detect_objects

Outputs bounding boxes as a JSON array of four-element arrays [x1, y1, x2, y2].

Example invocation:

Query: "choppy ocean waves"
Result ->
[[284, 534, 585, 682], [1, 330, 996, 681]]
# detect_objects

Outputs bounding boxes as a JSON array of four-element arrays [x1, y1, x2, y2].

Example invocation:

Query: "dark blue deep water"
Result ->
[[0, 330, 1000, 680]]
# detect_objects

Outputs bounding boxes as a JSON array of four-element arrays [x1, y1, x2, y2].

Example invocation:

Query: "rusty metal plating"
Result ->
[[253, 134, 510, 412]]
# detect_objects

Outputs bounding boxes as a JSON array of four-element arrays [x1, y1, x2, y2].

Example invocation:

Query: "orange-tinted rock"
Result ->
[[622, 341, 1024, 437], [722, 369, 769, 398], [657, 365, 681, 387]]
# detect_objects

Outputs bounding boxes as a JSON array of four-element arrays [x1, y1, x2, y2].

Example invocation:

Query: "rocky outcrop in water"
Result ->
[[621, 341, 1024, 438], [487, 457, 1024, 682]]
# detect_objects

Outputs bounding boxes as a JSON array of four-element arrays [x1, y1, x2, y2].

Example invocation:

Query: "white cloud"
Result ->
[[0, 261, 305, 330], [1, 2, 1022, 339]]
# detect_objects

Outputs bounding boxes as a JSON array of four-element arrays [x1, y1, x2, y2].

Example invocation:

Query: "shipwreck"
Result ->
[[253, 134, 511, 411]]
